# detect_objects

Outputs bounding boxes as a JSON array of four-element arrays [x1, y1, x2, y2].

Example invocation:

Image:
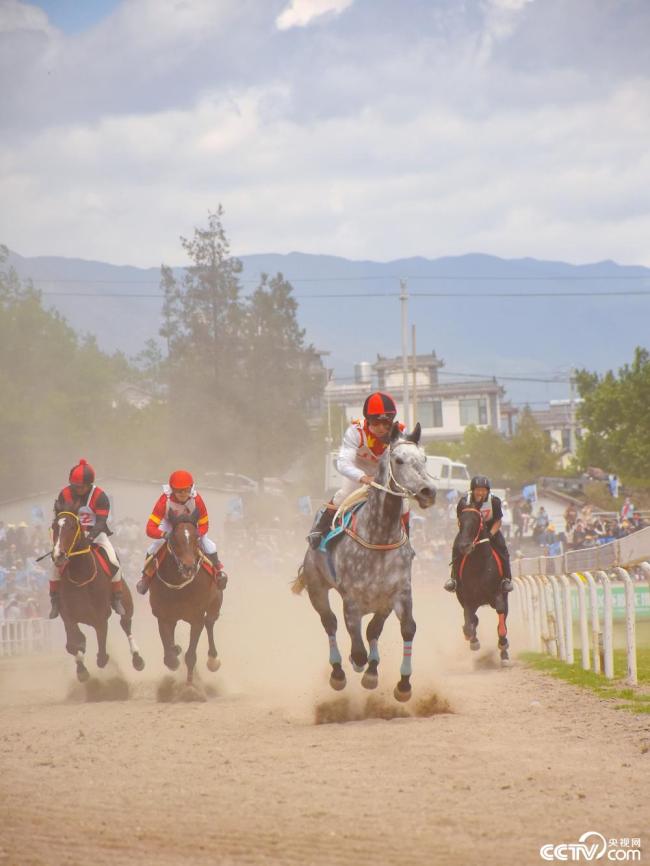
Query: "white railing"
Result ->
[[513, 561, 649, 687], [0, 618, 56, 657]]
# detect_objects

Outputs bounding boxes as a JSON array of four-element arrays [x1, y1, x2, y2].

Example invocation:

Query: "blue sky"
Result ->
[[30, 0, 116, 33], [2, 0, 650, 270]]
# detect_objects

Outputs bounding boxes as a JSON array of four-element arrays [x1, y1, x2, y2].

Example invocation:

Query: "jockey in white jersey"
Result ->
[[307, 391, 408, 549]]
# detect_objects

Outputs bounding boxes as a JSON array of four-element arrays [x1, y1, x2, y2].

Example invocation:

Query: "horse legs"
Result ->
[[306, 583, 345, 691], [361, 611, 389, 690], [495, 594, 511, 666], [118, 586, 145, 671], [64, 620, 89, 683], [462, 607, 481, 651], [205, 592, 222, 672], [343, 599, 368, 673], [158, 620, 181, 671], [95, 617, 110, 669], [393, 592, 416, 702], [185, 618, 205, 685]]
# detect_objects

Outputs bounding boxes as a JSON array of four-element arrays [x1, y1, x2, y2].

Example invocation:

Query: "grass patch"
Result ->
[[520, 648, 650, 715]]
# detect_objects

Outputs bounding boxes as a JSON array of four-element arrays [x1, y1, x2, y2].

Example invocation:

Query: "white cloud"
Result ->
[[0, 0, 53, 34], [276, 0, 354, 31]]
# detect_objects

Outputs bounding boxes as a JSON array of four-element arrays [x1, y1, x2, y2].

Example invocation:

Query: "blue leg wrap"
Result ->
[[368, 639, 380, 663], [328, 634, 342, 665], [400, 640, 413, 677]]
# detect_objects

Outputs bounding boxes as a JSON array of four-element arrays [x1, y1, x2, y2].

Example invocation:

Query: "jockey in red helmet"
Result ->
[[49, 459, 125, 619], [307, 391, 407, 548], [136, 469, 227, 594]]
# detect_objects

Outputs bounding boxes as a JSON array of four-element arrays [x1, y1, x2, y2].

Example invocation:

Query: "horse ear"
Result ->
[[390, 421, 401, 444], [408, 422, 422, 444]]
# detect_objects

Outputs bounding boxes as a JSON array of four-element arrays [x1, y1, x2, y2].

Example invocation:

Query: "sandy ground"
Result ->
[[1, 564, 648, 866]]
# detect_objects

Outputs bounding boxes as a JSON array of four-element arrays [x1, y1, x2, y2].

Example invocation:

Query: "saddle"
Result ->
[[318, 502, 366, 583]]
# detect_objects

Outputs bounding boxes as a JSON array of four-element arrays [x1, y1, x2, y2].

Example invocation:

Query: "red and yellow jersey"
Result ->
[[146, 489, 209, 539]]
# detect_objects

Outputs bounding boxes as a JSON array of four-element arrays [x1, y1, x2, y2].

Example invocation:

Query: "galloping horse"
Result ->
[[148, 511, 224, 684], [52, 511, 145, 681], [294, 423, 436, 701], [453, 504, 510, 665]]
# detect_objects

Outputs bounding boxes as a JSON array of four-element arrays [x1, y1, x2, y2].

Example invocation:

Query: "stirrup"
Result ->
[[136, 577, 149, 595], [444, 577, 457, 593], [307, 531, 323, 550], [501, 578, 513, 593]]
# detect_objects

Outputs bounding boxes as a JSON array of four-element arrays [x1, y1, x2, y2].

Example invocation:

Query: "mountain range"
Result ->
[[7, 249, 650, 407]]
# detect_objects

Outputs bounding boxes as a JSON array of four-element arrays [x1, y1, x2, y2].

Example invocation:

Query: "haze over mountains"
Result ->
[[8, 249, 650, 407]]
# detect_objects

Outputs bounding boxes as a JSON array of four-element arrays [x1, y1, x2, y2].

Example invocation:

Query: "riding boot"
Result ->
[[48, 589, 60, 619], [307, 504, 334, 550], [207, 552, 228, 590], [136, 566, 151, 595], [491, 532, 513, 592], [500, 558, 514, 593]]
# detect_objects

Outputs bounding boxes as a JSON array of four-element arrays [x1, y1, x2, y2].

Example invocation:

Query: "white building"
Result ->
[[530, 399, 583, 466], [326, 352, 504, 444]]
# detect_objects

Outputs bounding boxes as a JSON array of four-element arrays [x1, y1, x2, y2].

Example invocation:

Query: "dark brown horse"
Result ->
[[52, 511, 145, 681], [453, 506, 510, 666], [148, 511, 223, 684]]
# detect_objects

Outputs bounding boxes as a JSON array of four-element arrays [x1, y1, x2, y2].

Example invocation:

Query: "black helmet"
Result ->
[[470, 475, 491, 491]]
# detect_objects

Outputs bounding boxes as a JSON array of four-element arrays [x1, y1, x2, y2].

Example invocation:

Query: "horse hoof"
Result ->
[[132, 653, 145, 672], [207, 656, 221, 672], [470, 639, 481, 651], [501, 657, 513, 668], [97, 654, 109, 669], [361, 672, 378, 690], [164, 655, 180, 671], [76, 664, 90, 683], [329, 675, 346, 691], [393, 684, 411, 703]]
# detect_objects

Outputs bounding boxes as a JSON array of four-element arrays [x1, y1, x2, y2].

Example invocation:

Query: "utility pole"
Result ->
[[400, 279, 410, 429], [569, 366, 576, 456], [411, 323, 417, 425]]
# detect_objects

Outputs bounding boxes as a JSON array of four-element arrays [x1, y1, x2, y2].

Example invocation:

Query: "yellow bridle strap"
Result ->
[[56, 511, 92, 557]]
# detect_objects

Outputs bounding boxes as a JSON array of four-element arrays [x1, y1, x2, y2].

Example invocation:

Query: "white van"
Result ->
[[425, 455, 471, 495]]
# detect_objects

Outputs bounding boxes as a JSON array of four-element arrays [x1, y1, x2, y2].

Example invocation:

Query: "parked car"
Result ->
[[204, 472, 259, 494]]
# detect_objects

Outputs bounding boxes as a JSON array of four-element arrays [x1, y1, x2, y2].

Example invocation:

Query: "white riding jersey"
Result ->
[[336, 422, 387, 483]]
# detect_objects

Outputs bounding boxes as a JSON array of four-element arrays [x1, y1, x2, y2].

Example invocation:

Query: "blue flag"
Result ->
[[522, 483, 537, 503], [297, 496, 313, 517], [226, 496, 244, 520]]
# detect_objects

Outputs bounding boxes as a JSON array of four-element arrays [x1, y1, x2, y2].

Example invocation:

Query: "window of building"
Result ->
[[459, 398, 488, 427], [418, 400, 443, 428]]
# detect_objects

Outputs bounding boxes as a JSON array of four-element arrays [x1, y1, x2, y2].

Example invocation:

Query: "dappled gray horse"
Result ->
[[293, 422, 436, 701]]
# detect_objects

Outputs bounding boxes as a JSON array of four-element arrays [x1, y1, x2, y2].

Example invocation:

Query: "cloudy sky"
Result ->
[[2, 0, 650, 267]]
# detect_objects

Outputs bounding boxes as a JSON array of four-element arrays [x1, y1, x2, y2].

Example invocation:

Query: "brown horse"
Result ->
[[148, 511, 223, 684], [52, 511, 145, 681]]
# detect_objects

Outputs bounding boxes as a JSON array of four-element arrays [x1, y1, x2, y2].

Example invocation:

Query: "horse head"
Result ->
[[386, 422, 437, 509], [457, 506, 487, 556], [52, 510, 86, 567], [167, 510, 202, 579]]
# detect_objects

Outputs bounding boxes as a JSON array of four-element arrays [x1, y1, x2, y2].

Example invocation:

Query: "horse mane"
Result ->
[[169, 509, 199, 528]]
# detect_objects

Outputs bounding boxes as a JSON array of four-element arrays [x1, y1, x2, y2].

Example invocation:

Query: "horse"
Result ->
[[148, 511, 223, 684], [293, 422, 436, 702], [51, 510, 145, 681], [453, 504, 510, 665]]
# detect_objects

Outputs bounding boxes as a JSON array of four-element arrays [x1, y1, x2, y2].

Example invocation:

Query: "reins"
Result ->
[[54, 511, 97, 587], [154, 535, 203, 590]]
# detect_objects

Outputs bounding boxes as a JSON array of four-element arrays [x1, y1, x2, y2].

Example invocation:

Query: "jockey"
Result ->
[[50, 459, 125, 619], [444, 475, 513, 594], [307, 391, 407, 549], [136, 469, 227, 594]]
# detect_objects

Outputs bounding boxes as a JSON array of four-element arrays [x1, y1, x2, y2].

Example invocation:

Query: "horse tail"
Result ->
[[290, 564, 306, 595]]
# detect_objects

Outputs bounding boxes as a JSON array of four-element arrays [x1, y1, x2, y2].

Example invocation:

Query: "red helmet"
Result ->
[[363, 391, 397, 421], [69, 459, 95, 486], [169, 469, 194, 490]]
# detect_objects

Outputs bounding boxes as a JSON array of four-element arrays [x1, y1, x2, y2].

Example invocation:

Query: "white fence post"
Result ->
[[613, 567, 637, 686], [559, 575, 574, 664], [547, 574, 566, 661], [534, 575, 554, 656], [595, 571, 614, 679], [570, 573, 590, 671], [582, 571, 601, 674], [523, 575, 542, 652]]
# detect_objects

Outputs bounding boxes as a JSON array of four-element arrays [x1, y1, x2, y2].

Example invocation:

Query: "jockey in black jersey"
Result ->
[[444, 475, 513, 593]]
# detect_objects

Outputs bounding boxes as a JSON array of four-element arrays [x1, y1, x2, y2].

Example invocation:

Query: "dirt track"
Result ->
[[1, 571, 648, 866]]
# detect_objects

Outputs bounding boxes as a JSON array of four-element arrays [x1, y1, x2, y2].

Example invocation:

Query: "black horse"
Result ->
[[453, 505, 510, 665]]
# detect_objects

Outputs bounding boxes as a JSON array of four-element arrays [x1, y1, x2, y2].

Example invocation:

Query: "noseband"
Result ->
[[460, 506, 491, 552], [156, 523, 202, 589], [53, 511, 97, 586], [369, 441, 425, 499]]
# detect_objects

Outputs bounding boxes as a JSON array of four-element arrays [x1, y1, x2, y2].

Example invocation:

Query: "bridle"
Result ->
[[155, 522, 202, 590], [53, 511, 97, 586], [369, 440, 426, 499], [460, 506, 491, 553]]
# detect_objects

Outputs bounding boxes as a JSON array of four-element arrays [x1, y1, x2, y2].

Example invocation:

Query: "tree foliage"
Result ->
[[575, 347, 650, 480]]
